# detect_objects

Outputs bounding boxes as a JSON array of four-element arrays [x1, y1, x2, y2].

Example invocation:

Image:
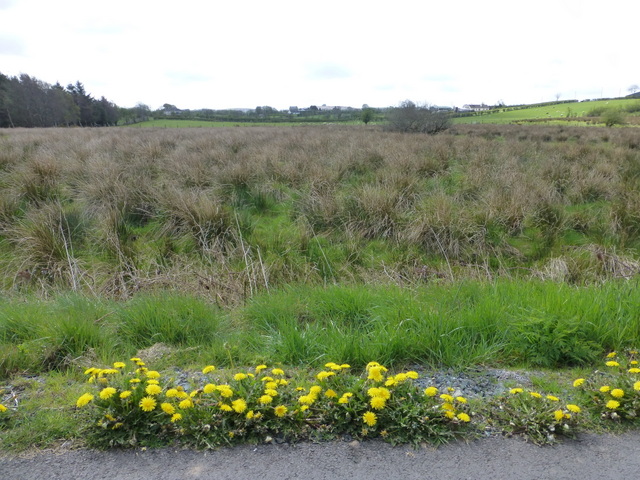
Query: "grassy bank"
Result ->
[[2, 280, 639, 379]]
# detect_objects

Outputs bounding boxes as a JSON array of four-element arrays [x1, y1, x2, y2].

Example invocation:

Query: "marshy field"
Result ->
[[1, 123, 640, 449]]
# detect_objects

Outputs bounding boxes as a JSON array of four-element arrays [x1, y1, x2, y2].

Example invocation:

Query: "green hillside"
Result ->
[[454, 98, 640, 125]]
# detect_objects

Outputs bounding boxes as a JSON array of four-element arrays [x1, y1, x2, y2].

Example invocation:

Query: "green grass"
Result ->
[[454, 99, 640, 125], [2, 280, 639, 379]]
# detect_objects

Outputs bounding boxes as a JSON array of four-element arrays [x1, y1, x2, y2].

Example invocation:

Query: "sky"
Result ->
[[1, 0, 638, 111]]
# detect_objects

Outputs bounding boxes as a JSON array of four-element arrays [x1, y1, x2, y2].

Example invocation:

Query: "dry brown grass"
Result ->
[[0, 124, 639, 300]]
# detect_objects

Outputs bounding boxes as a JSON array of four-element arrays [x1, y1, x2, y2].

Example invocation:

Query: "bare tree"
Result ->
[[628, 84, 639, 95]]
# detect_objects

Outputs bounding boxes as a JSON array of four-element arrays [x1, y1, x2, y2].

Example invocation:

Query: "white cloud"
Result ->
[[0, 0, 638, 109]]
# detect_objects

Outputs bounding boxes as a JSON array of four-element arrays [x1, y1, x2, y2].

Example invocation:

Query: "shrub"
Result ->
[[385, 101, 451, 134], [602, 109, 626, 127]]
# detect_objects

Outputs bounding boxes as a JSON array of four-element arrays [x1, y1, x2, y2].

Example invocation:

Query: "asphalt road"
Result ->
[[2, 431, 640, 480]]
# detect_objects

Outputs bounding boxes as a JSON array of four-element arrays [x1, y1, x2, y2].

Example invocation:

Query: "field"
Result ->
[[2, 123, 640, 450], [454, 98, 640, 125], [130, 119, 305, 128], [1, 122, 640, 371]]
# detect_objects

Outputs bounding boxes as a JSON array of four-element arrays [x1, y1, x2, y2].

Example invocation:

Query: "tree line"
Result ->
[[0, 72, 120, 127]]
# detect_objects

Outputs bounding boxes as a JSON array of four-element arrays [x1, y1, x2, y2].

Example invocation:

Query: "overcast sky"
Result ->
[[1, 0, 638, 110]]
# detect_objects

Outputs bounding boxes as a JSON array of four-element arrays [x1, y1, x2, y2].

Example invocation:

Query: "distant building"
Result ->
[[462, 103, 493, 112]]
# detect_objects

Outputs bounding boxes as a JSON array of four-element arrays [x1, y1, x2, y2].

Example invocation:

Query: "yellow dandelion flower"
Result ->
[[631, 360, 639, 365], [341, 364, 351, 369], [113, 362, 126, 369], [166, 388, 179, 398], [628, 368, 640, 374], [130, 357, 141, 362], [261, 376, 274, 382], [298, 395, 315, 405], [271, 368, 285, 376], [190, 390, 199, 398], [76, 393, 94, 408], [246, 410, 255, 419], [362, 411, 377, 427], [220, 404, 233, 412], [259, 395, 273, 405], [370, 396, 386, 410], [456, 396, 468, 403], [316, 371, 336, 381], [264, 388, 278, 397], [554, 410, 564, 422], [338, 396, 349, 404], [99, 387, 117, 400], [179, 399, 194, 409], [139, 396, 157, 412], [441, 402, 455, 411], [529, 392, 542, 399], [234, 373, 248, 381], [366, 361, 381, 370], [274, 405, 288, 417], [600, 386, 611, 393], [119, 390, 132, 399], [161, 403, 175, 415], [177, 391, 189, 399], [217, 385, 234, 398], [232, 399, 247, 413], [456, 412, 471, 422], [202, 365, 216, 374], [171, 413, 182, 422], [145, 384, 162, 396], [309, 385, 322, 395], [376, 388, 391, 400], [84, 367, 98, 376], [566, 404, 581, 413], [385, 378, 397, 387], [367, 366, 385, 382], [424, 387, 438, 397], [606, 400, 620, 410], [265, 381, 278, 390], [634, 381, 640, 391], [367, 387, 381, 397], [606, 361, 620, 367], [146, 379, 159, 385], [255, 365, 267, 373], [102, 369, 119, 375], [203, 384, 216, 394], [395, 373, 408, 382], [406, 371, 419, 380], [440, 394, 454, 403], [146, 371, 160, 379], [325, 389, 338, 398], [573, 378, 585, 387], [324, 362, 339, 369], [546, 395, 560, 402], [278, 379, 288, 386], [510, 388, 523, 394], [129, 378, 141, 384], [611, 389, 625, 399], [443, 410, 455, 419], [606, 352, 617, 358]]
